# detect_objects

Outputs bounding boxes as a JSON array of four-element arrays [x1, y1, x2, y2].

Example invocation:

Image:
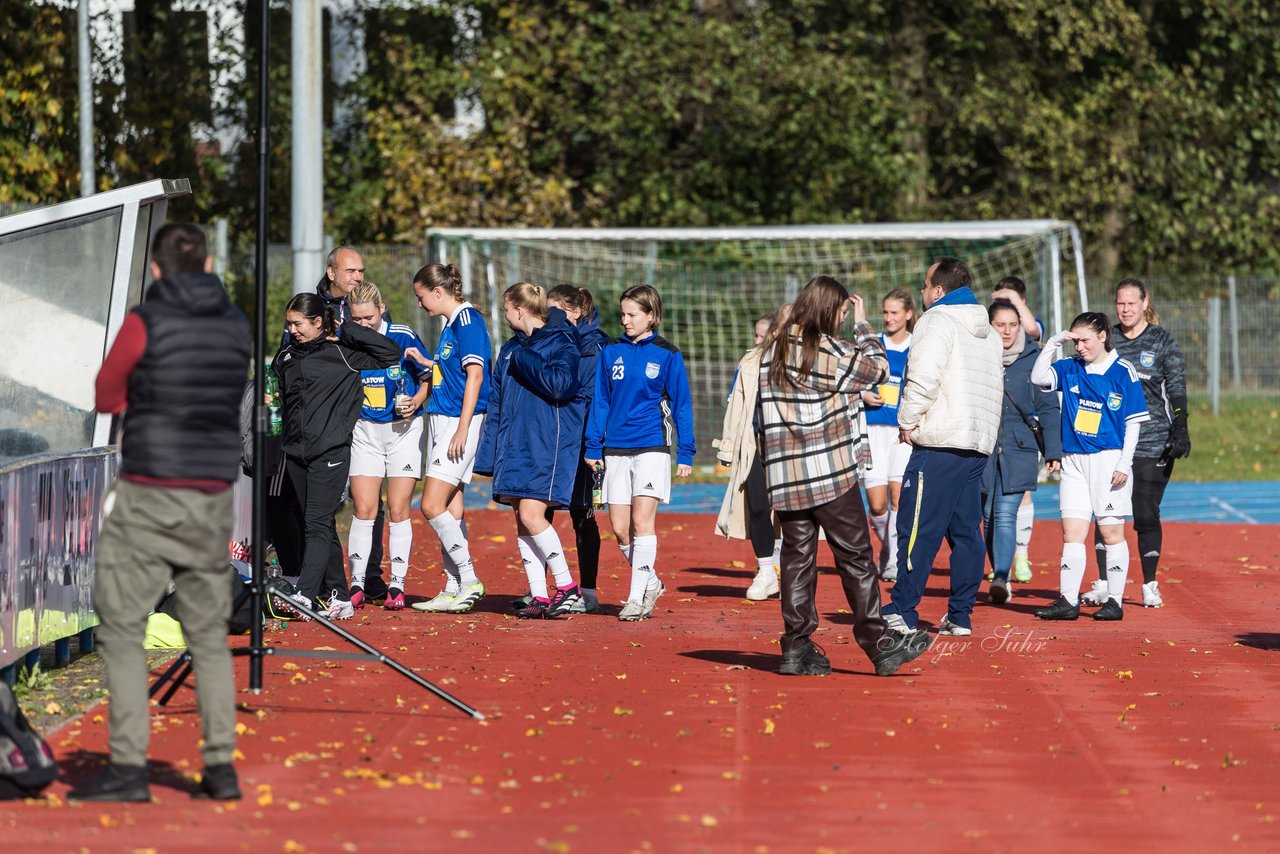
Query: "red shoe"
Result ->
[[383, 588, 406, 611], [349, 588, 366, 610]]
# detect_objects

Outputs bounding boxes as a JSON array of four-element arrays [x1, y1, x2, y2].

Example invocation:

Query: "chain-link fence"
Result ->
[[221, 240, 434, 347], [1085, 277, 1280, 402], [207, 229, 1280, 407]]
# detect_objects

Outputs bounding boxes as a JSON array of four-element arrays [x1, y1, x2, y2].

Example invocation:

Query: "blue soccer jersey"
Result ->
[[864, 333, 910, 427], [359, 321, 431, 423], [426, 302, 491, 417], [1047, 352, 1149, 454]]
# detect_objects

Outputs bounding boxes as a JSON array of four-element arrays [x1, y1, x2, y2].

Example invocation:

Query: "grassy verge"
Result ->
[[1181, 393, 1280, 481], [13, 649, 180, 736]]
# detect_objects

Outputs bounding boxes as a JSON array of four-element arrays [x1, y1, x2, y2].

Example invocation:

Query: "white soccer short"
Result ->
[[603, 451, 672, 505], [1058, 450, 1132, 525], [350, 418, 425, 479], [863, 423, 911, 488], [424, 413, 485, 485]]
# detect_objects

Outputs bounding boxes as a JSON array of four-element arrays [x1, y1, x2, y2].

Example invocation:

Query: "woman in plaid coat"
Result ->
[[757, 276, 933, 678]]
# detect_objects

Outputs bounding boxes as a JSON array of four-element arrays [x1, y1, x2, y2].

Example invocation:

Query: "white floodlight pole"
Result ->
[[78, 0, 94, 197], [291, 0, 325, 295]]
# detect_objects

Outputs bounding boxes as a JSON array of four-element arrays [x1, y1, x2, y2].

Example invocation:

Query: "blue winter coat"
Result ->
[[474, 308, 585, 507], [574, 310, 611, 413], [983, 335, 1063, 495]]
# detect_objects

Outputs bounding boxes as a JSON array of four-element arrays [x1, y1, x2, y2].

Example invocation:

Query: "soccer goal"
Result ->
[[425, 222, 1088, 464]]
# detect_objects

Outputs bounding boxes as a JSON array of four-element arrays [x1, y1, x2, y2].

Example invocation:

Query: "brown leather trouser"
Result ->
[[777, 484, 887, 661]]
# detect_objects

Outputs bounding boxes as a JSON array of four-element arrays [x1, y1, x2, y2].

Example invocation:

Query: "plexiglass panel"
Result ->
[[0, 209, 122, 460]]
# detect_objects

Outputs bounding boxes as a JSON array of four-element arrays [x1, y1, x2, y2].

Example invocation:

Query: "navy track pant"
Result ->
[[883, 445, 988, 630]]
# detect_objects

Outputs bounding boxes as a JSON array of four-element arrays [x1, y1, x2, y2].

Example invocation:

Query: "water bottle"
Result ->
[[394, 372, 411, 418], [591, 464, 605, 509], [264, 366, 283, 436], [265, 544, 282, 580]]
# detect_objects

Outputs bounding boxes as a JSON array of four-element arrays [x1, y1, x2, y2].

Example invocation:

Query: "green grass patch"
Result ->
[[1179, 393, 1280, 481]]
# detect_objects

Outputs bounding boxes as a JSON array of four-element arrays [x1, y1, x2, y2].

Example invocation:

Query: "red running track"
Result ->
[[5, 515, 1280, 851]]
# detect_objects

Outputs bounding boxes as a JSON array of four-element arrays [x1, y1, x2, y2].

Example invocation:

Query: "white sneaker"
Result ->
[[938, 615, 972, 637], [442, 581, 486, 613], [1081, 578, 1110, 606], [618, 600, 645, 621], [1142, 580, 1163, 608], [568, 589, 600, 614], [411, 589, 458, 612], [745, 566, 779, 600], [640, 579, 666, 618], [323, 591, 355, 620]]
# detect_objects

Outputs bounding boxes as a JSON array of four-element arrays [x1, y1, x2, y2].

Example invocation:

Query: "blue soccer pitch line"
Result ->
[[461, 481, 1279, 525]]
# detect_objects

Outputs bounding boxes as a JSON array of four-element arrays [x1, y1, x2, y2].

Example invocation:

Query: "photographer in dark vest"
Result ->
[[70, 223, 250, 802]]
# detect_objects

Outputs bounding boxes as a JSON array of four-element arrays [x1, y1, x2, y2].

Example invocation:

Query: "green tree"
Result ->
[[0, 4, 80, 204]]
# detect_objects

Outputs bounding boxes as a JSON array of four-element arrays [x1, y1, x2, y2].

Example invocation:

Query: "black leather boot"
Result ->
[[67, 763, 150, 802], [193, 763, 241, 800]]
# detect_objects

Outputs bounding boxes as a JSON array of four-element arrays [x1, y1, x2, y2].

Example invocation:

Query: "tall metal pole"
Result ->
[[77, 0, 94, 197], [250, 0, 272, 694], [291, 0, 324, 295]]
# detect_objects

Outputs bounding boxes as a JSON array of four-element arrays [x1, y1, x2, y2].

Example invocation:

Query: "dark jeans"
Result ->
[[776, 484, 888, 662], [745, 452, 775, 560], [286, 447, 351, 603], [1094, 456, 1174, 583], [885, 446, 988, 630]]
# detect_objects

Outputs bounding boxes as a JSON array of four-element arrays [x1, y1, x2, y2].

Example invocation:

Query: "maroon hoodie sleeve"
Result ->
[[95, 313, 147, 414]]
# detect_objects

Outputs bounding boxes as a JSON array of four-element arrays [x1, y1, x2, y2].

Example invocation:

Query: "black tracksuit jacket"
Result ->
[[271, 322, 401, 461]]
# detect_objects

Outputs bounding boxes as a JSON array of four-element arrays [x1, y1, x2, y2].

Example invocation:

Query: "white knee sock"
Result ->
[[628, 535, 659, 601], [869, 510, 889, 555], [1016, 500, 1034, 557], [429, 512, 476, 586], [886, 505, 899, 569], [532, 526, 574, 589], [442, 520, 469, 592], [1059, 542, 1086, 604], [517, 534, 549, 600], [347, 517, 375, 589], [1104, 541, 1130, 606], [388, 519, 412, 590], [618, 540, 633, 564]]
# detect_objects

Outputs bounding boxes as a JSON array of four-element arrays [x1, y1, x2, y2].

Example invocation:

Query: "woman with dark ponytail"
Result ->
[[272, 292, 402, 619], [1083, 279, 1188, 609], [544, 284, 610, 612]]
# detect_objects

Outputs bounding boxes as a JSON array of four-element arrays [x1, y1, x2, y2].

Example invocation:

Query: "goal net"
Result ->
[[425, 222, 1088, 465]]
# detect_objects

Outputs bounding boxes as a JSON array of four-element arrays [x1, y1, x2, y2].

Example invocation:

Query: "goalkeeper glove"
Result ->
[[1168, 410, 1191, 459]]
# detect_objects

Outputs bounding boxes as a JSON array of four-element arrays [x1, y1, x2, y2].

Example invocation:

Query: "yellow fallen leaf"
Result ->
[[763, 718, 775, 735], [613, 707, 634, 716], [701, 815, 719, 827], [491, 535, 507, 543], [1116, 671, 1133, 680], [284, 841, 307, 853], [45, 701, 63, 715]]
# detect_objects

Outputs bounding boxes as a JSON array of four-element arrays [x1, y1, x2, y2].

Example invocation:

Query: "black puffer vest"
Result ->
[[122, 272, 250, 481]]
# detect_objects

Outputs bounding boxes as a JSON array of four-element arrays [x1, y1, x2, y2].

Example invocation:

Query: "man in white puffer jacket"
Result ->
[[882, 257, 1003, 640]]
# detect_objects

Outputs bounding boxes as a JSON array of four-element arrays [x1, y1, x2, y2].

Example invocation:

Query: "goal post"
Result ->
[[425, 221, 1089, 465]]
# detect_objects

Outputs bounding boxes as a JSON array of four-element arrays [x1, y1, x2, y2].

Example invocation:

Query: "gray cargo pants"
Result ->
[[93, 479, 237, 768]]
